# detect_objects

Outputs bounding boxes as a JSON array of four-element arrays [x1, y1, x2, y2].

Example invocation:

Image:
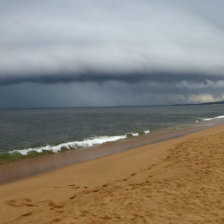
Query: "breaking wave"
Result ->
[[202, 115, 224, 121], [9, 129, 151, 156]]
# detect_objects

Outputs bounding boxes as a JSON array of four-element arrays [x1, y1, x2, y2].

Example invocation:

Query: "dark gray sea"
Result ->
[[0, 105, 224, 155]]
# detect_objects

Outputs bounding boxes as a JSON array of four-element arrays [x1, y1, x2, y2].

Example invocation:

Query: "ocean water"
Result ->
[[0, 105, 224, 156]]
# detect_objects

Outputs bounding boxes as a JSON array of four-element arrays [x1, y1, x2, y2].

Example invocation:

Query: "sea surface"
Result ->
[[0, 105, 224, 156]]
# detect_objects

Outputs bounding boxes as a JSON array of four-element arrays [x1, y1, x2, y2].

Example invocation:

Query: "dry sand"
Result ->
[[0, 124, 224, 223]]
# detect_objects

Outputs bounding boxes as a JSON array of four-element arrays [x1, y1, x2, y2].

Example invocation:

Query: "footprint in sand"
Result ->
[[6, 198, 35, 207], [51, 218, 61, 223], [20, 212, 32, 217], [48, 200, 64, 209], [69, 194, 76, 200]]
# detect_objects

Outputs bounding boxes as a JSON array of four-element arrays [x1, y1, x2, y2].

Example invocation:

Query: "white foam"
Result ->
[[10, 135, 127, 156], [202, 115, 224, 121], [10, 129, 151, 156], [128, 130, 150, 137], [131, 132, 139, 137]]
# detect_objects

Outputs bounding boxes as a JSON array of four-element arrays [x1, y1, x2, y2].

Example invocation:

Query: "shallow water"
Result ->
[[0, 104, 224, 154]]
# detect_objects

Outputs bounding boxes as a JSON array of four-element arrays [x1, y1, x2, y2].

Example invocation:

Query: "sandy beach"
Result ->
[[0, 124, 224, 223]]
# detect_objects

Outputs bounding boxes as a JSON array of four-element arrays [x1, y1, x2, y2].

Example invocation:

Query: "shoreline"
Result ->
[[0, 123, 224, 223], [0, 121, 219, 185]]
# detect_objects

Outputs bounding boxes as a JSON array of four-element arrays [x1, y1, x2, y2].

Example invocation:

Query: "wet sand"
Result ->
[[0, 123, 212, 185], [0, 124, 224, 223]]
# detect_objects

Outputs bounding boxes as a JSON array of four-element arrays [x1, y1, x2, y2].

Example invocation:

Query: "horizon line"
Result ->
[[0, 100, 223, 110]]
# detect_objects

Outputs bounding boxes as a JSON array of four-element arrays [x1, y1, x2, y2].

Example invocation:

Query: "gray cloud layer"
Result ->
[[1, 0, 224, 107]]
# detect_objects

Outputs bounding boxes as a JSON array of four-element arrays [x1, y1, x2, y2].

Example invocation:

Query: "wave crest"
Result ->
[[9, 129, 151, 156], [9, 130, 150, 156], [10, 135, 126, 156], [202, 115, 224, 121]]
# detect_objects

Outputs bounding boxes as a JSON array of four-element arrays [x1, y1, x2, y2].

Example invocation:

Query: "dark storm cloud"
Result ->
[[1, 71, 224, 86], [1, 0, 224, 106], [1, 79, 224, 108]]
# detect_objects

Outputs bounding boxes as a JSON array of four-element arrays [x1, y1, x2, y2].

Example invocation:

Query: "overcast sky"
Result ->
[[1, 0, 224, 108]]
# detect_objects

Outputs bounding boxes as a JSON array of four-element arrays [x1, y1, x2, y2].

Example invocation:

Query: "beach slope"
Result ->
[[0, 125, 224, 223]]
